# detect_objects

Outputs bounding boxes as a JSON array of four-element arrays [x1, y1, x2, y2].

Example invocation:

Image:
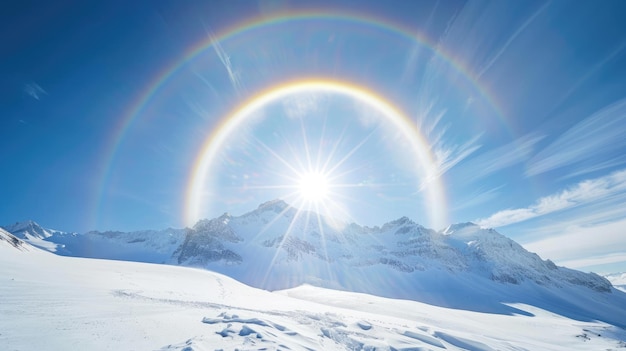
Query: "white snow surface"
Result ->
[[2, 240, 626, 351]]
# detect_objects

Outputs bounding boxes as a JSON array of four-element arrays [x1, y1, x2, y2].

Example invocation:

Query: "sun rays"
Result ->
[[184, 80, 449, 282], [185, 80, 446, 229]]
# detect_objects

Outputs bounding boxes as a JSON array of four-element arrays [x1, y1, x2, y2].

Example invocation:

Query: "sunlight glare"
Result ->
[[298, 171, 330, 203]]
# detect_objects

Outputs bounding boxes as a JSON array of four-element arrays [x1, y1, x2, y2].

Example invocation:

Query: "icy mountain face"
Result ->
[[4, 201, 625, 328], [2, 220, 72, 240], [1, 220, 76, 252], [172, 214, 243, 266], [7, 202, 612, 295], [442, 223, 611, 292], [71, 227, 187, 263], [169, 200, 612, 294], [168, 205, 624, 327], [0, 227, 30, 251], [1, 220, 186, 263]]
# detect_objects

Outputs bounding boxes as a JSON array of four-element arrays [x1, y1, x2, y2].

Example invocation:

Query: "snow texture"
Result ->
[[1, 241, 625, 350]]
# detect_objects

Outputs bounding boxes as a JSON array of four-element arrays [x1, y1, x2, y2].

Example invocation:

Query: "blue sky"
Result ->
[[1, 0, 626, 274]]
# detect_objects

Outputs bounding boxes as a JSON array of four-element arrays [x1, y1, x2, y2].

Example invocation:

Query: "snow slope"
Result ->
[[5, 201, 626, 329], [2, 238, 625, 350], [0, 227, 30, 251]]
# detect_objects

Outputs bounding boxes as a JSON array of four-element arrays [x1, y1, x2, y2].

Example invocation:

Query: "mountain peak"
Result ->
[[256, 199, 291, 213], [2, 220, 52, 240], [390, 216, 414, 225], [4, 220, 41, 231], [442, 222, 480, 235], [2, 220, 77, 242], [381, 216, 416, 231]]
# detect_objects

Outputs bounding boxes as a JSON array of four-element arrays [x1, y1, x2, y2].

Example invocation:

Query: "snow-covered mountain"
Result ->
[[2, 229, 626, 350], [4, 199, 625, 328], [169, 200, 611, 293], [3, 219, 69, 240], [76, 227, 187, 263], [2, 220, 186, 263], [0, 227, 29, 251], [1, 220, 73, 252]]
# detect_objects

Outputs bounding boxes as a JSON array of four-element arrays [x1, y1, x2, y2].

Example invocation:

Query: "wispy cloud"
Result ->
[[476, 168, 626, 228], [477, 1, 550, 77], [500, 175, 626, 272], [558, 154, 626, 181], [191, 70, 221, 98], [521, 217, 626, 271], [431, 133, 483, 178], [526, 98, 626, 176], [512, 198, 626, 243], [208, 31, 244, 96], [457, 133, 545, 183], [548, 39, 626, 114], [23, 82, 47, 100], [401, 1, 438, 83], [451, 185, 504, 211], [416, 104, 483, 185], [559, 252, 626, 272]]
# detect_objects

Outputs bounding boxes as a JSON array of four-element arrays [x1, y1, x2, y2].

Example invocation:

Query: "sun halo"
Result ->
[[186, 80, 447, 229]]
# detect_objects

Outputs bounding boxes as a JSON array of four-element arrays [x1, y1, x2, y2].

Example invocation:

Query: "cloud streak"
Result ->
[[208, 32, 244, 96], [457, 133, 544, 183], [476, 168, 626, 228], [548, 39, 626, 114], [558, 154, 626, 181], [522, 217, 626, 271], [560, 253, 626, 272], [451, 185, 504, 211], [477, 1, 550, 77], [431, 134, 482, 178], [416, 103, 483, 187], [526, 98, 626, 176], [23, 82, 47, 100]]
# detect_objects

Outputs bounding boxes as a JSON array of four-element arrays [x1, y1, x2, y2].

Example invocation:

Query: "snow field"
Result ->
[[2, 241, 625, 350]]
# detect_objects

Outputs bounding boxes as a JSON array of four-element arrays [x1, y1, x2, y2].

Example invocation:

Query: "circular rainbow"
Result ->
[[94, 10, 506, 229], [185, 78, 447, 228]]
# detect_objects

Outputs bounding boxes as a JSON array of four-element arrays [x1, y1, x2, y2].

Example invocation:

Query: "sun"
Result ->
[[297, 171, 330, 203], [186, 80, 447, 229]]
